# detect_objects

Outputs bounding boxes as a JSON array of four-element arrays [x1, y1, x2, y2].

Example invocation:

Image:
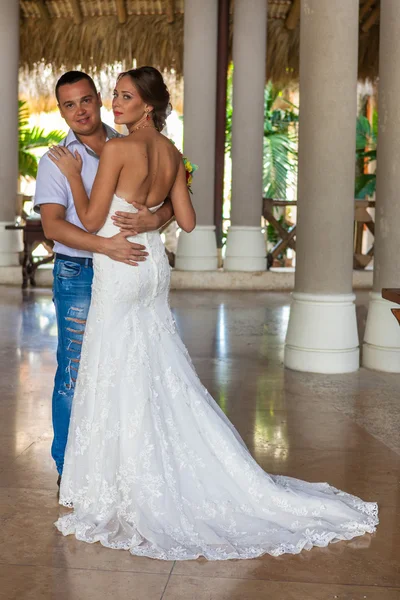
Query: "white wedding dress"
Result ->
[[55, 195, 379, 560]]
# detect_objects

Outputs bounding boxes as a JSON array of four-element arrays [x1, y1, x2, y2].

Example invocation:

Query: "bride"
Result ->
[[49, 66, 378, 561]]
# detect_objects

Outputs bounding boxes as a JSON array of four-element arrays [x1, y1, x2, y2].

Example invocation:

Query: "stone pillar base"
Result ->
[[175, 225, 218, 271], [362, 292, 400, 372], [224, 226, 266, 271], [284, 292, 359, 374], [0, 222, 23, 266]]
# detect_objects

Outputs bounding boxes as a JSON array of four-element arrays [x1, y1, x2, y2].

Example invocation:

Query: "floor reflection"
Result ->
[[0, 287, 400, 598]]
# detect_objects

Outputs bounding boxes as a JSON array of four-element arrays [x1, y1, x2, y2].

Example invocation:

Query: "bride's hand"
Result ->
[[48, 146, 83, 180], [111, 201, 161, 234]]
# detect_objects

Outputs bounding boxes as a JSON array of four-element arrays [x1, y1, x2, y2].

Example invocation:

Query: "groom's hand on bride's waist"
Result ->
[[100, 232, 148, 266]]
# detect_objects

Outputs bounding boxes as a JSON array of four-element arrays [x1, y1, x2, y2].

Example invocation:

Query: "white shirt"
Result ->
[[34, 123, 121, 258]]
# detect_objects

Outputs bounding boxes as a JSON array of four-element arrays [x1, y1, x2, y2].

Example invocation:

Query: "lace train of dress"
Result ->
[[55, 195, 379, 560]]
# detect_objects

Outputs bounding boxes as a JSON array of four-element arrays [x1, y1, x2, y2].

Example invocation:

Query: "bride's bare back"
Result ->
[[73, 127, 195, 234], [114, 128, 180, 210]]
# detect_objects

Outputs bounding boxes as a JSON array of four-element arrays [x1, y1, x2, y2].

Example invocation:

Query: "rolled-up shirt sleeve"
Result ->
[[34, 153, 68, 214]]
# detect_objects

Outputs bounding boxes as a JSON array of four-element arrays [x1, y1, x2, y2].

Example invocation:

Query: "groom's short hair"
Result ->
[[55, 71, 97, 102]]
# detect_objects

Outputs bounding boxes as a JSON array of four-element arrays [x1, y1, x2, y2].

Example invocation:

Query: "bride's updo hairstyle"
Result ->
[[119, 66, 171, 132]]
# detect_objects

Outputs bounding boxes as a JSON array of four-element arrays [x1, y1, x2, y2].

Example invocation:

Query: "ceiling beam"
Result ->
[[362, 5, 380, 32], [37, 0, 50, 21], [285, 0, 300, 31], [69, 0, 83, 25], [166, 0, 175, 24], [115, 0, 127, 24]]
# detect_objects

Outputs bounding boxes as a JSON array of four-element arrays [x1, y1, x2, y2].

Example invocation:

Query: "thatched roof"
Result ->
[[20, 0, 380, 88]]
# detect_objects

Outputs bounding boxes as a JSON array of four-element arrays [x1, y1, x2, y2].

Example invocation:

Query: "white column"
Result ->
[[175, 0, 218, 271], [224, 0, 267, 272], [363, 0, 400, 373], [0, 0, 22, 266], [284, 0, 359, 374]]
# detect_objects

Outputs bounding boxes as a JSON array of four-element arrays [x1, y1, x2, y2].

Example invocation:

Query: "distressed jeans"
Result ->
[[52, 257, 93, 475]]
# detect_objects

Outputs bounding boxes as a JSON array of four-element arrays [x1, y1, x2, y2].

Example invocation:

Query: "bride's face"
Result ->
[[112, 76, 153, 127]]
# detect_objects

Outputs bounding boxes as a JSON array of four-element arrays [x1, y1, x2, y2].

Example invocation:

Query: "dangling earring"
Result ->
[[145, 111, 150, 121]]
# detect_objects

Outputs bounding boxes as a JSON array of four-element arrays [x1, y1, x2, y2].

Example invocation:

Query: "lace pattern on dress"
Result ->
[[55, 195, 379, 561]]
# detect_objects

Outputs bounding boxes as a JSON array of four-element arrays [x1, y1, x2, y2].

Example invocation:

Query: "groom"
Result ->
[[34, 71, 174, 486]]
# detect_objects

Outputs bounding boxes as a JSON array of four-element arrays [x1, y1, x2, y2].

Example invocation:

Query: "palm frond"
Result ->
[[263, 133, 297, 198], [355, 174, 376, 199], [21, 126, 64, 150], [18, 99, 65, 179], [19, 150, 40, 179], [18, 100, 30, 131]]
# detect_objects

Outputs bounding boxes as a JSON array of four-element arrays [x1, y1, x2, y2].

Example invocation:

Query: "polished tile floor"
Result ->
[[0, 286, 399, 600]]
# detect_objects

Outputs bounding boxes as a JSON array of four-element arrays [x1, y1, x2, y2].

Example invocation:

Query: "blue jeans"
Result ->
[[51, 257, 93, 475]]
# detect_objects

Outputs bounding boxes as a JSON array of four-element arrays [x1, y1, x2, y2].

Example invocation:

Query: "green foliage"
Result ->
[[266, 215, 289, 246], [355, 110, 378, 199], [225, 71, 298, 200], [19, 100, 64, 179], [262, 83, 298, 198]]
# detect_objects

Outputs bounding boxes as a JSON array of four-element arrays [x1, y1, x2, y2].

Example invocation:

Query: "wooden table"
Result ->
[[382, 288, 400, 326], [5, 220, 54, 288]]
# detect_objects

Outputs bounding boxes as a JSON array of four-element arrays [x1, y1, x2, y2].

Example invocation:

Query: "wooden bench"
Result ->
[[382, 288, 400, 326]]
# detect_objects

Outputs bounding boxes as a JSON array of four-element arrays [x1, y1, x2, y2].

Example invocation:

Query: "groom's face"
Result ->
[[57, 79, 102, 137]]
